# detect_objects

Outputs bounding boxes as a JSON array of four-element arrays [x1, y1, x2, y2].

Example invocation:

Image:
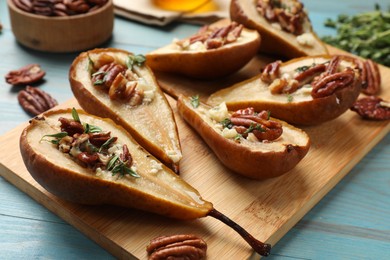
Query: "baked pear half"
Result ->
[[230, 0, 328, 58], [208, 55, 362, 125], [20, 108, 211, 220], [19, 108, 272, 256], [69, 48, 182, 173], [145, 20, 261, 79], [177, 95, 310, 179]]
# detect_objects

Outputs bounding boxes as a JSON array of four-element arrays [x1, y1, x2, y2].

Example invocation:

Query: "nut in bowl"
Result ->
[[7, 0, 114, 52]]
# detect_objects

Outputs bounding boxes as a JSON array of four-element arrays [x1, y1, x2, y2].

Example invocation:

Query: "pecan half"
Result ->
[[311, 67, 355, 98], [147, 234, 207, 260], [294, 63, 326, 85], [337, 55, 381, 96], [92, 62, 126, 89], [12, 0, 33, 13], [260, 60, 281, 83], [77, 152, 100, 166], [256, 0, 306, 35], [91, 59, 144, 105], [59, 117, 84, 136], [230, 108, 283, 141], [361, 59, 381, 95], [18, 86, 57, 116], [120, 144, 132, 167], [12, 0, 108, 16], [5, 64, 45, 85], [177, 22, 244, 50], [64, 0, 90, 14], [350, 96, 390, 121], [88, 131, 112, 147]]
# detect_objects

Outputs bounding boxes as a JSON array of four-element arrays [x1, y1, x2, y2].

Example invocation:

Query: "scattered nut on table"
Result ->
[[5, 64, 45, 86], [350, 96, 390, 121], [18, 86, 58, 116], [146, 234, 207, 260]]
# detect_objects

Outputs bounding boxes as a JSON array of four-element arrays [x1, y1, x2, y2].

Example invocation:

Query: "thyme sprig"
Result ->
[[40, 132, 68, 144], [107, 154, 140, 178], [322, 4, 390, 66], [127, 54, 146, 70]]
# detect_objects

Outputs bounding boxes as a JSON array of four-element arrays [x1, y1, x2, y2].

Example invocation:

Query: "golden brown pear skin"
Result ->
[[208, 55, 362, 125], [177, 95, 310, 179], [69, 48, 182, 173], [20, 109, 211, 220], [230, 0, 328, 58], [145, 20, 261, 79]]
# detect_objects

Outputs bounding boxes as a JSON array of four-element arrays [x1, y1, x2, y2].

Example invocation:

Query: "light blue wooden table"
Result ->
[[0, 1, 389, 259]]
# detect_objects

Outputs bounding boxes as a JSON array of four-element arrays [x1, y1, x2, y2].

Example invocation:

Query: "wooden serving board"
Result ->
[[0, 47, 389, 259]]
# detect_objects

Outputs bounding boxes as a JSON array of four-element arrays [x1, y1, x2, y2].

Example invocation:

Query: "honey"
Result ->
[[153, 0, 216, 12]]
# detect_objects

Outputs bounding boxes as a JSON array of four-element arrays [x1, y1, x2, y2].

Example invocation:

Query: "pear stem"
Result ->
[[208, 208, 271, 257]]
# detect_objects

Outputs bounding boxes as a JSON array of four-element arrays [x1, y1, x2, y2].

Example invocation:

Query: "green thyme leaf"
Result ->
[[322, 4, 390, 66], [220, 118, 233, 129], [40, 132, 68, 143], [93, 79, 104, 86], [107, 154, 119, 171], [72, 108, 81, 123], [109, 158, 140, 178], [127, 54, 146, 70], [99, 137, 117, 152], [287, 94, 294, 102], [87, 54, 95, 75], [295, 65, 311, 73], [244, 123, 265, 134], [266, 111, 271, 120], [190, 95, 200, 108], [124, 167, 140, 178], [91, 71, 106, 77], [85, 140, 98, 154], [84, 123, 102, 133]]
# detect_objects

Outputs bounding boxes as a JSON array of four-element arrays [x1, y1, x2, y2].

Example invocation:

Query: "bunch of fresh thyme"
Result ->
[[322, 4, 390, 67]]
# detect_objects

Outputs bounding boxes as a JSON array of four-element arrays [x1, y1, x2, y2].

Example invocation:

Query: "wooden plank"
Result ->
[[0, 49, 389, 259]]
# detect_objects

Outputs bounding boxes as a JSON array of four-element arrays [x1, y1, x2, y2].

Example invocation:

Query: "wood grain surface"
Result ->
[[0, 46, 389, 259]]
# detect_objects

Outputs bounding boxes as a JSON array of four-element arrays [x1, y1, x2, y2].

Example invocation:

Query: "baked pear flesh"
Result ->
[[208, 55, 362, 125], [69, 48, 182, 173], [230, 0, 328, 58], [19, 108, 271, 256], [177, 95, 310, 179], [145, 20, 261, 79]]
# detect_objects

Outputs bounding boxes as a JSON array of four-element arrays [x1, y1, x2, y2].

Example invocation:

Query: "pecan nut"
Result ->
[[360, 59, 381, 95], [91, 59, 145, 105], [260, 60, 281, 83], [146, 234, 207, 260], [5, 64, 45, 85], [177, 22, 244, 50], [350, 96, 390, 121], [230, 108, 283, 141], [59, 117, 84, 136], [257, 0, 306, 35], [311, 67, 355, 98], [11, 0, 108, 16], [92, 62, 126, 89], [18, 86, 57, 116]]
